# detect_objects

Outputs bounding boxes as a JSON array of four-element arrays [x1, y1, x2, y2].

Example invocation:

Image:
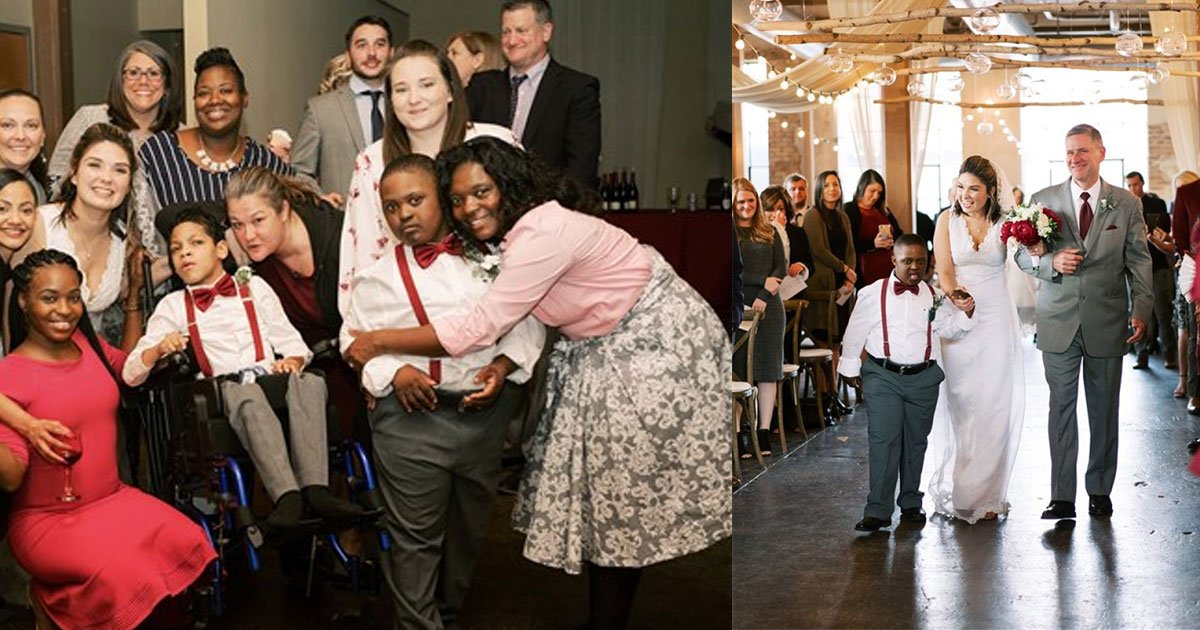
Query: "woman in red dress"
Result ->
[[0, 249, 215, 629], [844, 169, 903, 287]]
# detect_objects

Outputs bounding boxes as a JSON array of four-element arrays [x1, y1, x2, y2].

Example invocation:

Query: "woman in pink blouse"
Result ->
[[344, 137, 729, 629]]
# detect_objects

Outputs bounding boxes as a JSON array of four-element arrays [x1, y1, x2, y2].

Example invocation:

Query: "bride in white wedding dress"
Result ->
[[926, 155, 1027, 523]]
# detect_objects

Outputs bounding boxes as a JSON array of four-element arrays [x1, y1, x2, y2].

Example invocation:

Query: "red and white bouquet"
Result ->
[[1000, 202, 1062, 271]]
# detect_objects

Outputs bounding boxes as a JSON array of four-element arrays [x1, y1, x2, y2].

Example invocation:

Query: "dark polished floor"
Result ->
[[734, 342, 1200, 629], [0, 482, 731, 629]]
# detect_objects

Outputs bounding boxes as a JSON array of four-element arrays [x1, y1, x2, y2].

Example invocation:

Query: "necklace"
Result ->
[[196, 134, 242, 172]]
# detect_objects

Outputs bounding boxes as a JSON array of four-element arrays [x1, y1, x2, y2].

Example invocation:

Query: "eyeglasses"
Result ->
[[122, 67, 164, 83]]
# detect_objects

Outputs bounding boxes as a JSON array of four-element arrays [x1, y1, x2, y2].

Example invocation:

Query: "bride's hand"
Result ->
[[950, 290, 974, 314], [1026, 241, 1046, 257]]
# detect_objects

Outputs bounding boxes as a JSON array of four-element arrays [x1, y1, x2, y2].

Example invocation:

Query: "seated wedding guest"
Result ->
[[338, 40, 516, 313], [733, 178, 784, 459], [446, 31, 504, 87], [342, 137, 728, 630], [783, 172, 808, 223], [761, 184, 811, 279], [22, 123, 146, 347], [343, 154, 542, 629], [838, 235, 975, 532], [0, 89, 48, 205], [124, 209, 364, 528], [224, 167, 365, 442], [804, 169, 856, 421], [0, 249, 215, 629], [845, 169, 902, 287], [47, 40, 182, 199], [291, 16, 395, 207], [0, 170, 36, 354], [134, 47, 292, 258]]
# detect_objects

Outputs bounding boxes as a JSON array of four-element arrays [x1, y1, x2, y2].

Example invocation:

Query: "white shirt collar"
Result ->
[[509, 53, 550, 83], [1070, 178, 1102, 206]]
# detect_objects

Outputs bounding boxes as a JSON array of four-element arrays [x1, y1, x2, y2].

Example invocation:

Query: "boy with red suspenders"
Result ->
[[124, 207, 364, 529], [340, 154, 543, 628], [838, 234, 975, 532]]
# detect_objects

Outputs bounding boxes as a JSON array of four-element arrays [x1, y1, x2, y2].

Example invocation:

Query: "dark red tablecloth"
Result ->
[[603, 210, 731, 324]]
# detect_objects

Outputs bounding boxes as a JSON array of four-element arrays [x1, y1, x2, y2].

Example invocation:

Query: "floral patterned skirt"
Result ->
[[512, 248, 732, 574]]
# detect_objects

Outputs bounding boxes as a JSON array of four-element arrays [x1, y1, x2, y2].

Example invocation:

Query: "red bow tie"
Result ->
[[893, 282, 919, 296], [413, 233, 465, 269], [191, 274, 237, 311]]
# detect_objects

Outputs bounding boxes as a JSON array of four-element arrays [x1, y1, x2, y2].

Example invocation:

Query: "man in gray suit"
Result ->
[[291, 16, 393, 206], [1017, 124, 1153, 520]]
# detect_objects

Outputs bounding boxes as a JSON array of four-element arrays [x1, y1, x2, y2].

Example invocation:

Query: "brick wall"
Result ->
[[767, 113, 804, 185], [1148, 122, 1177, 203]]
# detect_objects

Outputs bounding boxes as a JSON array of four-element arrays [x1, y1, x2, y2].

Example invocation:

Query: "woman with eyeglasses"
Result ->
[[47, 41, 182, 199]]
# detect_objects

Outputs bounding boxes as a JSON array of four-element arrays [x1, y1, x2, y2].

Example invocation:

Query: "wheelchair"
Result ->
[[130, 267, 389, 623]]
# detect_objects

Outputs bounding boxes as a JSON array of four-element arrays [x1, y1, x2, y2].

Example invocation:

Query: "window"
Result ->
[[738, 59, 772, 193]]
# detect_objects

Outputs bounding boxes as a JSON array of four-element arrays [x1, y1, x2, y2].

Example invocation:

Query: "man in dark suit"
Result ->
[[466, 0, 600, 189], [1127, 170, 1176, 370], [291, 16, 393, 205]]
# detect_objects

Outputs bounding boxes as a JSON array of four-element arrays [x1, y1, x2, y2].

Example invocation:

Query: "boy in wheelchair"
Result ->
[[123, 207, 365, 529], [341, 155, 543, 628]]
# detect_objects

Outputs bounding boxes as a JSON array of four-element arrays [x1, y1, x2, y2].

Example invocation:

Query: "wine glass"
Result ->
[[668, 186, 681, 210], [58, 429, 83, 503]]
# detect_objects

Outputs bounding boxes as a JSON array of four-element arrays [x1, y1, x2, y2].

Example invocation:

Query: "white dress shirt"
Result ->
[[838, 274, 975, 378], [124, 276, 312, 385], [509, 54, 550, 141], [340, 244, 545, 397], [348, 75, 386, 146], [1070, 178, 1102, 227]]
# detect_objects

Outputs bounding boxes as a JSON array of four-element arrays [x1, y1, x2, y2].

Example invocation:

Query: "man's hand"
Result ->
[[1052, 248, 1083, 275], [392, 365, 438, 413], [272, 356, 305, 374], [462, 356, 516, 411], [1125, 318, 1146, 344], [343, 329, 382, 370], [149, 331, 188, 365]]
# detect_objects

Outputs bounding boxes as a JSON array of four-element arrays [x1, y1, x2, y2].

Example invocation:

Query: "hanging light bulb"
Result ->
[[827, 48, 853, 74], [976, 121, 994, 136], [875, 64, 897, 86], [997, 82, 1018, 101], [1115, 31, 1144, 57], [966, 114, 975, 122], [945, 73, 965, 92], [1148, 62, 1171, 85], [781, 120, 789, 129], [967, 6, 1001, 33], [796, 86, 804, 98], [735, 37, 745, 51], [749, 0, 783, 21], [812, 137, 820, 146], [767, 111, 777, 119], [797, 128, 806, 138], [807, 92, 816, 103], [767, 68, 777, 80], [780, 78, 789, 90], [906, 79, 923, 97], [1156, 29, 1187, 56], [964, 52, 992, 75]]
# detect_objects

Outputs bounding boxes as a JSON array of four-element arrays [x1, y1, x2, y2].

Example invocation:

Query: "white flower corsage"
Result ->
[[233, 265, 254, 285], [1098, 194, 1115, 214], [463, 244, 501, 281], [928, 291, 946, 322]]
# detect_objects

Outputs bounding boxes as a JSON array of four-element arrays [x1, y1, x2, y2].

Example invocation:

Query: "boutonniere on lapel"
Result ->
[[928, 290, 946, 322], [1097, 193, 1116, 214], [233, 265, 254, 285], [462, 242, 502, 281]]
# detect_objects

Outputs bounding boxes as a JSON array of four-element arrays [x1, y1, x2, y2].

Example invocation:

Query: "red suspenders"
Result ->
[[395, 246, 442, 384], [183, 276, 265, 378], [879, 278, 932, 363]]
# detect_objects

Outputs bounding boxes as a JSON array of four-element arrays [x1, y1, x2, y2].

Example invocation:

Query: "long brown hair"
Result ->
[[57, 122, 136, 239], [225, 165, 323, 215], [954, 155, 1002, 224], [381, 41, 470, 165], [733, 177, 773, 244]]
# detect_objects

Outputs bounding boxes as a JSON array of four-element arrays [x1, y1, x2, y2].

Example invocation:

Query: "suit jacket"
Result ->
[[291, 85, 377, 201], [1015, 178, 1153, 356], [466, 59, 601, 189], [1171, 179, 1200, 255]]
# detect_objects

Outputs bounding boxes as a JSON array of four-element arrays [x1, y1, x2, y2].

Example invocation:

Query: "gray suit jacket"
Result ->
[[1015, 178, 1153, 356], [291, 85, 369, 201]]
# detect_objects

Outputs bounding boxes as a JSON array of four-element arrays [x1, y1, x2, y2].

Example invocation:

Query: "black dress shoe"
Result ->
[[1040, 500, 1076, 520], [1188, 438, 1200, 454], [1133, 353, 1149, 369], [1088, 494, 1113, 517], [854, 516, 891, 532], [900, 507, 927, 523]]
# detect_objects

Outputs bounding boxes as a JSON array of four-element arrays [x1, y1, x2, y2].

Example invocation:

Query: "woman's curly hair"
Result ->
[[434, 137, 599, 245]]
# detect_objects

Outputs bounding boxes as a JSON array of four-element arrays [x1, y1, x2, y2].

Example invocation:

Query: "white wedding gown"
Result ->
[[926, 212, 1026, 523]]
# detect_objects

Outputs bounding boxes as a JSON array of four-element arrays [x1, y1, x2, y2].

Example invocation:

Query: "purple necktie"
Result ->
[[1079, 191, 1093, 238]]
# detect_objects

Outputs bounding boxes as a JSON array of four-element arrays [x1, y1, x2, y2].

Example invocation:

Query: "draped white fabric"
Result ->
[[908, 56, 941, 205], [1149, 8, 1199, 175]]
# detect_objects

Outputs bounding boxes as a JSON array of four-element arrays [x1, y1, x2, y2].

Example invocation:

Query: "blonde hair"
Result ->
[[226, 166, 323, 214], [1175, 170, 1200, 189], [318, 53, 352, 95], [446, 31, 504, 73], [733, 177, 774, 245]]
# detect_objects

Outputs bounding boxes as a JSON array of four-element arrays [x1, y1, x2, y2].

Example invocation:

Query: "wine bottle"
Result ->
[[627, 170, 640, 211]]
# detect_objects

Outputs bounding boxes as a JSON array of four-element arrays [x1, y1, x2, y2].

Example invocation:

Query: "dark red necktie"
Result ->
[[893, 282, 919, 296], [191, 274, 237, 312], [1079, 191, 1093, 238], [412, 233, 465, 269]]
